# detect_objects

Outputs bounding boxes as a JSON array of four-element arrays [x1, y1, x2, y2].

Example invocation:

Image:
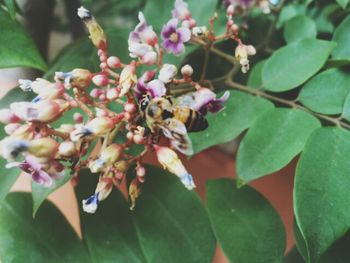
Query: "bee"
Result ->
[[139, 94, 208, 155]]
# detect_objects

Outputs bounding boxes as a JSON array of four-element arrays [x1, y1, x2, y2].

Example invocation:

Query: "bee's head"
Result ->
[[139, 94, 151, 112]]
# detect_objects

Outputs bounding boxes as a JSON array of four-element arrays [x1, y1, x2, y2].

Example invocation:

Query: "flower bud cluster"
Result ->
[[0, 1, 255, 213]]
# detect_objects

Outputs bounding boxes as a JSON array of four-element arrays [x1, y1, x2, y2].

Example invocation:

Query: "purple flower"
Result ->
[[172, 0, 191, 21], [6, 155, 57, 187], [161, 19, 191, 55], [177, 88, 230, 115], [129, 12, 158, 59], [134, 79, 166, 101]]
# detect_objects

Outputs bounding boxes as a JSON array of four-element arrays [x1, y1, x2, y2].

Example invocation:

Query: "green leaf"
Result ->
[[46, 29, 129, 78], [262, 39, 336, 92], [237, 108, 320, 182], [4, 0, 16, 19], [206, 178, 286, 263], [0, 9, 47, 71], [131, 165, 216, 263], [189, 91, 274, 154], [336, 0, 349, 9], [342, 92, 350, 121], [332, 15, 350, 61], [313, 4, 337, 34], [31, 170, 71, 217], [283, 247, 305, 263], [75, 165, 216, 263], [75, 171, 147, 263], [298, 68, 350, 115], [294, 127, 350, 262], [143, 0, 217, 32], [0, 193, 90, 262], [283, 15, 317, 44], [247, 60, 266, 88], [276, 4, 306, 29]]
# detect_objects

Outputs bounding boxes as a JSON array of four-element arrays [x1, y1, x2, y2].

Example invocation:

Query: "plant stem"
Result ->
[[226, 80, 350, 130]]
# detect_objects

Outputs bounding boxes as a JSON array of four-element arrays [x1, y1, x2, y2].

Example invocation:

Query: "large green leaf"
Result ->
[[332, 15, 350, 61], [276, 4, 306, 29], [31, 171, 72, 217], [336, 0, 349, 9], [0, 193, 90, 262], [46, 29, 129, 78], [262, 39, 336, 92], [75, 165, 216, 263], [131, 165, 216, 263], [75, 171, 147, 263], [283, 15, 317, 44], [0, 9, 47, 71], [143, 0, 218, 32], [247, 60, 266, 89], [298, 68, 350, 115], [237, 108, 320, 182], [294, 127, 350, 262], [189, 91, 274, 154], [206, 178, 286, 263]]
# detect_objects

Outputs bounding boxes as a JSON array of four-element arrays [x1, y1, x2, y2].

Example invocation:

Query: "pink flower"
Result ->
[[172, 0, 192, 21], [161, 19, 191, 55]]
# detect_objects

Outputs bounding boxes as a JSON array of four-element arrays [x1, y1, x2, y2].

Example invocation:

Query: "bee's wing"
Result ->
[[173, 92, 197, 108], [161, 118, 194, 156]]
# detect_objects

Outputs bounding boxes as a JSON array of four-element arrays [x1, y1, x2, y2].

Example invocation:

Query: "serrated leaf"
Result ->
[[336, 0, 349, 9], [0, 193, 90, 262], [247, 60, 266, 88], [206, 178, 286, 263], [31, 170, 71, 217], [131, 165, 216, 263], [0, 9, 47, 71], [283, 15, 317, 44], [75, 171, 147, 263], [294, 127, 350, 262], [189, 91, 274, 154], [237, 108, 320, 182], [332, 15, 350, 61], [262, 39, 336, 92], [298, 68, 350, 115]]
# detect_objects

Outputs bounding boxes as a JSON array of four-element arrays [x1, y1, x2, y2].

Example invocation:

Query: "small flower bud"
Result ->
[[0, 109, 20, 124], [124, 103, 136, 113], [90, 88, 103, 98], [12, 124, 35, 140], [107, 56, 121, 68], [95, 177, 113, 201], [92, 74, 109, 87], [106, 88, 119, 101], [136, 165, 146, 177], [55, 69, 92, 89], [28, 138, 59, 158], [119, 64, 137, 97], [181, 64, 193, 77], [100, 144, 122, 164], [85, 117, 115, 136], [126, 131, 134, 140], [129, 178, 142, 210], [141, 51, 158, 65], [159, 64, 177, 83], [114, 160, 129, 172], [58, 141, 76, 157], [73, 112, 84, 123], [133, 134, 144, 144], [226, 4, 235, 16]]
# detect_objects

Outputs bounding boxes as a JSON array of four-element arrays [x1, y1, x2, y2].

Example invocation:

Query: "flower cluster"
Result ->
[[0, 1, 256, 213]]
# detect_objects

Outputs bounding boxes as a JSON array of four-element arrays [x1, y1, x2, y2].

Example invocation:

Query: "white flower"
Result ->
[[159, 64, 178, 83]]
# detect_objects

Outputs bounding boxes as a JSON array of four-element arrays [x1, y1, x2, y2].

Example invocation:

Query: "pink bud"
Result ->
[[188, 18, 196, 28], [99, 54, 107, 62], [106, 88, 119, 101], [90, 88, 102, 98], [136, 165, 146, 177], [124, 103, 136, 113], [0, 109, 20, 124], [142, 51, 157, 65], [73, 112, 84, 123], [92, 74, 109, 87], [99, 94, 107, 101], [140, 70, 156, 82], [58, 141, 76, 156], [100, 62, 108, 70], [126, 131, 134, 140], [133, 134, 144, 144], [107, 56, 121, 68], [124, 112, 132, 121], [227, 4, 234, 16]]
